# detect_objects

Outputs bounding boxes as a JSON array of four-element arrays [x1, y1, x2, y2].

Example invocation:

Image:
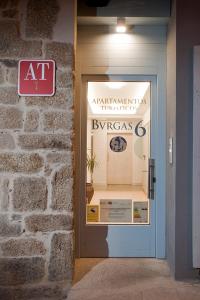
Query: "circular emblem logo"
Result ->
[[110, 136, 127, 152]]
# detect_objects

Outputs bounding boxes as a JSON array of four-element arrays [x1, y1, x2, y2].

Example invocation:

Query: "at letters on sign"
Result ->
[[18, 60, 55, 96]]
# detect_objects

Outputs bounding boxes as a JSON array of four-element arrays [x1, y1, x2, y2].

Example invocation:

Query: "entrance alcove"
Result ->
[[73, 0, 200, 291], [75, 0, 167, 276]]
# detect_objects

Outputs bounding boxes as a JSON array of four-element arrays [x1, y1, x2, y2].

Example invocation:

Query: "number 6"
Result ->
[[135, 121, 146, 137]]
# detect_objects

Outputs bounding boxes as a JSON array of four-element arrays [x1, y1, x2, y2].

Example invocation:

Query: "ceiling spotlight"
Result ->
[[116, 17, 127, 33]]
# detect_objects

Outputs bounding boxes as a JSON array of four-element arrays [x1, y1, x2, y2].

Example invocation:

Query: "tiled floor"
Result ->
[[68, 258, 200, 300], [91, 185, 147, 205]]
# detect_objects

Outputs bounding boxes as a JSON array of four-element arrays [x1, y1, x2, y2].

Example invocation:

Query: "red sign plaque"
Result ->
[[18, 60, 55, 96]]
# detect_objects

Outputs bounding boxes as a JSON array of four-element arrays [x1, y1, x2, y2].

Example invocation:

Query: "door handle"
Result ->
[[148, 158, 156, 200]]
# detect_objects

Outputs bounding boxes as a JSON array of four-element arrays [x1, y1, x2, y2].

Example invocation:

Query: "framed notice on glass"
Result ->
[[86, 205, 99, 223], [133, 201, 149, 224], [100, 199, 132, 223]]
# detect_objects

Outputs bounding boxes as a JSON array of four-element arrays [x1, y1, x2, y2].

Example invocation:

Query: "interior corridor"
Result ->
[[68, 259, 200, 300]]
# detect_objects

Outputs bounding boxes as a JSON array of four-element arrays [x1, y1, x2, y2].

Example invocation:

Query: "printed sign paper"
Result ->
[[133, 201, 149, 224], [87, 205, 99, 223], [100, 199, 132, 223]]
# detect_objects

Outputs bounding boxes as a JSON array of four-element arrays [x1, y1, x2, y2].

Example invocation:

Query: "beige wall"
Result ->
[[77, 25, 167, 75]]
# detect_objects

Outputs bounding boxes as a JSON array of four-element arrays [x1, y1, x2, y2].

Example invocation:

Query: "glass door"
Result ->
[[80, 78, 156, 257]]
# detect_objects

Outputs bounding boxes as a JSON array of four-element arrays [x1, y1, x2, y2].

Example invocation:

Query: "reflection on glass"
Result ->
[[86, 81, 151, 225]]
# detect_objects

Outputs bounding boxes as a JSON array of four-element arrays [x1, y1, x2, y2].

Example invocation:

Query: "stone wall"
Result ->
[[0, 0, 75, 299]]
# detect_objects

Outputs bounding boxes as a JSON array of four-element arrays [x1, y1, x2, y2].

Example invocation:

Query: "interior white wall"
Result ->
[[91, 120, 143, 186], [142, 88, 151, 193], [87, 82, 150, 187], [132, 134, 143, 185], [93, 126, 107, 186], [142, 123, 150, 193]]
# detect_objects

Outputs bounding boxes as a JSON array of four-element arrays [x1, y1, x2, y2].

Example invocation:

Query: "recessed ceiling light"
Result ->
[[105, 82, 127, 89], [116, 17, 127, 33]]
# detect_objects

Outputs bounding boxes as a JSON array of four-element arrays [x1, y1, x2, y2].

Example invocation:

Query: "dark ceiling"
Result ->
[[78, 0, 171, 18], [84, 0, 111, 7]]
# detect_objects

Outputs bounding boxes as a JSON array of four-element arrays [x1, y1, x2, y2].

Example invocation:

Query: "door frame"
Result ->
[[75, 74, 166, 258]]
